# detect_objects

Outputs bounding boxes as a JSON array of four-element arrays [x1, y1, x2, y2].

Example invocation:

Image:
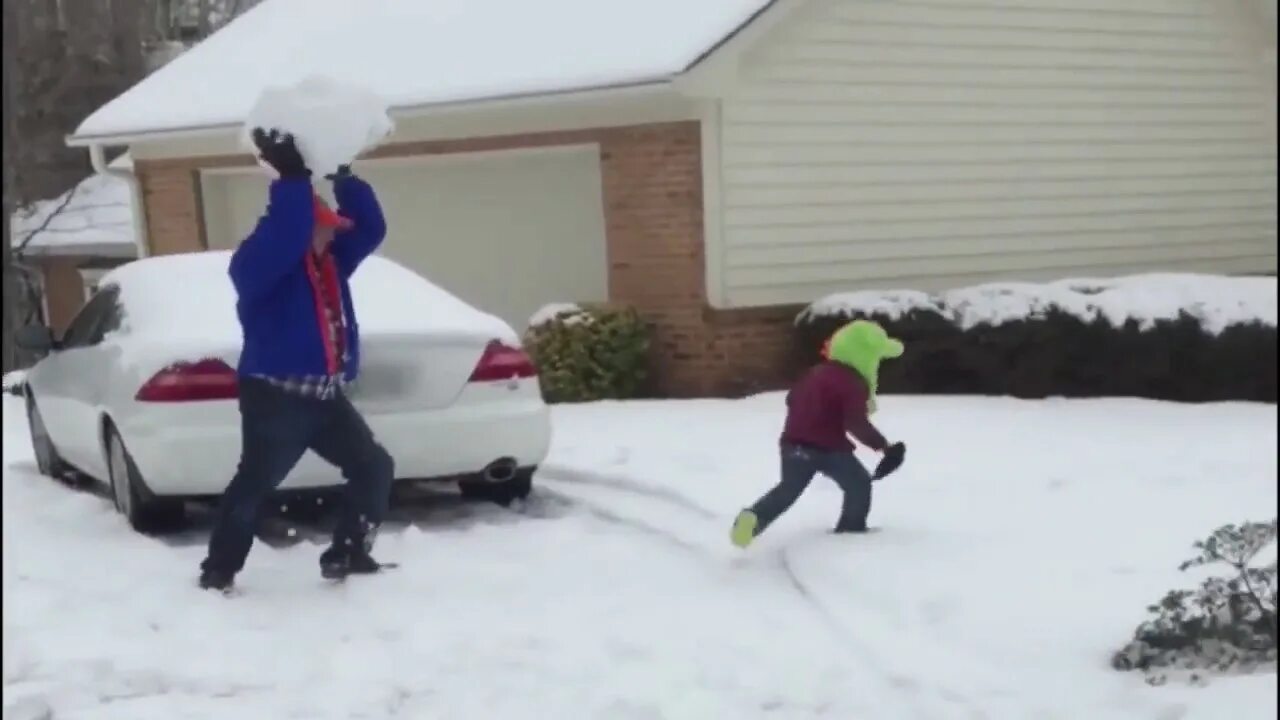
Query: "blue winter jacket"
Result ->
[[228, 174, 386, 382]]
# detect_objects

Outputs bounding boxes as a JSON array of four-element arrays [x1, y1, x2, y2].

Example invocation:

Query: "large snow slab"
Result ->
[[244, 76, 394, 177], [74, 0, 772, 139], [4, 392, 1275, 718]]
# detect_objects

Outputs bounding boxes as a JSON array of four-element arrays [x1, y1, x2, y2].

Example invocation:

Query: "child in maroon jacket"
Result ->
[[731, 320, 906, 548]]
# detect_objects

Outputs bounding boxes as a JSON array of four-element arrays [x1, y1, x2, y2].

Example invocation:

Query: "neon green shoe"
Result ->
[[730, 510, 759, 549]]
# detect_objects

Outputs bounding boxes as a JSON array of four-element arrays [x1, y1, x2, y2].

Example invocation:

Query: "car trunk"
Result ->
[[346, 332, 491, 411]]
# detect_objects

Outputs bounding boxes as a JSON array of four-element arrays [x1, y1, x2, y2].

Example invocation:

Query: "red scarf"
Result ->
[[304, 250, 344, 375]]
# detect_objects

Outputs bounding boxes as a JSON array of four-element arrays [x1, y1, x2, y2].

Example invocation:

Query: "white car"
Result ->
[[17, 251, 552, 532]]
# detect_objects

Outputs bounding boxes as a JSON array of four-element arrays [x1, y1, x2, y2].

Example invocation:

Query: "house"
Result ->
[[9, 154, 139, 333], [68, 0, 1278, 396]]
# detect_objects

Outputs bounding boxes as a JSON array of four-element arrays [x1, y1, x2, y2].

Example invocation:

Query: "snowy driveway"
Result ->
[[3, 393, 1277, 719]]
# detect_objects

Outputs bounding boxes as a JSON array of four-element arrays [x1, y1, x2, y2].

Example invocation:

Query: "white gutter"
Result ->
[[66, 78, 675, 148], [89, 144, 148, 260]]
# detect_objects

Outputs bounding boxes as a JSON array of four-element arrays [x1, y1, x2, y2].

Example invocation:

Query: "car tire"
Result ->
[[105, 424, 185, 534], [26, 396, 70, 480], [459, 468, 534, 507]]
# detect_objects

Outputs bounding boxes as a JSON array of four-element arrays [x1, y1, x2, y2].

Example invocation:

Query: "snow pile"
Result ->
[[244, 76, 393, 177], [100, 251, 514, 375], [801, 274, 1278, 334], [9, 174, 136, 256], [528, 302, 587, 329]]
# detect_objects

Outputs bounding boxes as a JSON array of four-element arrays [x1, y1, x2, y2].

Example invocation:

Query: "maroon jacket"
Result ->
[[780, 361, 887, 453]]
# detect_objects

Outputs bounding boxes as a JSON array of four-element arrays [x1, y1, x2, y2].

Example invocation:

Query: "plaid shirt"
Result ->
[[253, 260, 349, 400]]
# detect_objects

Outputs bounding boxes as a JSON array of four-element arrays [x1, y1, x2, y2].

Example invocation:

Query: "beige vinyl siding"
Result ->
[[716, 0, 1278, 308]]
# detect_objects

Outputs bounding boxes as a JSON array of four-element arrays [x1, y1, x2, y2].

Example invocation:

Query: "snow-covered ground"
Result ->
[[3, 392, 1276, 719]]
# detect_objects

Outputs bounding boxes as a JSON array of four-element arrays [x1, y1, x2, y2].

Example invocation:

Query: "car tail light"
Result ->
[[135, 358, 239, 402], [469, 341, 537, 382]]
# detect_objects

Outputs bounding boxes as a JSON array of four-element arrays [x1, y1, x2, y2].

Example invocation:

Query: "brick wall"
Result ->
[[38, 258, 86, 334], [133, 121, 798, 397]]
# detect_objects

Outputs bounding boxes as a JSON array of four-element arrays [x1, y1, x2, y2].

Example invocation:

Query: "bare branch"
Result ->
[[14, 183, 82, 254]]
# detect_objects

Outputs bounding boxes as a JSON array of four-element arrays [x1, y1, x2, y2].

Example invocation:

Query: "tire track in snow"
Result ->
[[531, 481, 905, 716], [537, 464, 720, 519], [777, 545, 987, 720], [531, 480, 707, 555], [538, 468, 967, 717], [543, 489, 703, 554]]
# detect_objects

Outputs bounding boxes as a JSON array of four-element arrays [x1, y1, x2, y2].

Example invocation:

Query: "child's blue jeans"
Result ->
[[749, 443, 873, 534]]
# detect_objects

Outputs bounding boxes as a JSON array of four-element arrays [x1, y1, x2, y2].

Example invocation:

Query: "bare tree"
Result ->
[[3, 0, 261, 370], [3, 0, 18, 372], [142, 0, 262, 46]]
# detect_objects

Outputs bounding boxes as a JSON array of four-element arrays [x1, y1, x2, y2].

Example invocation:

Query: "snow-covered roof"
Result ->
[[73, 0, 774, 141], [9, 174, 138, 258]]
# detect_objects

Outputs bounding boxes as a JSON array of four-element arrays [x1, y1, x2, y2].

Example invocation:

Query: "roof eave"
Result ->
[[675, 0, 809, 95], [65, 77, 678, 149], [14, 242, 139, 259]]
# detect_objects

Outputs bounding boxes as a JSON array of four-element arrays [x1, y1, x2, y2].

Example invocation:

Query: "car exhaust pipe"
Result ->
[[482, 457, 518, 483]]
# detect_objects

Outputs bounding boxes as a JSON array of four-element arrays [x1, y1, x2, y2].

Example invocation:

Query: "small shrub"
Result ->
[[523, 304, 650, 403], [1112, 520, 1278, 685]]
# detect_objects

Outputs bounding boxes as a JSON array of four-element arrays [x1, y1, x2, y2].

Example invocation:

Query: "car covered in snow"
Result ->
[[16, 251, 551, 531]]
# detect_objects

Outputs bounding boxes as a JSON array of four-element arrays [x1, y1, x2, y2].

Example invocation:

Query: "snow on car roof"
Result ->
[[75, 0, 773, 139], [101, 251, 515, 369]]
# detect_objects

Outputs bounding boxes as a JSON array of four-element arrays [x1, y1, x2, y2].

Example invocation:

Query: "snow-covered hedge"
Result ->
[[795, 274, 1277, 402], [1113, 520, 1277, 685], [524, 303, 650, 403], [801, 274, 1276, 334]]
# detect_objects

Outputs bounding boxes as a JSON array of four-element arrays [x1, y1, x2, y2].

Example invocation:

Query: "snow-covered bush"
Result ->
[[524, 304, 649, 403], [1113, 520, 1278, 685], [794, 275, 1277, 402]]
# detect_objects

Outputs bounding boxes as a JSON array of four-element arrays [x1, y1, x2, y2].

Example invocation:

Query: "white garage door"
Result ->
[[199, 145, 609, 330]]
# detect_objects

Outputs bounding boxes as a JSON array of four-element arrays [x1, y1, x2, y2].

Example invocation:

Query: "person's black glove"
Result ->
[[872, 442, 906, 480], [251, 127, 310, 178]]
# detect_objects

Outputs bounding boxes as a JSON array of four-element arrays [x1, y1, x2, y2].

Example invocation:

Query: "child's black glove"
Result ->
[[251, 128, 310, 178], [872, 442, 906, 480]]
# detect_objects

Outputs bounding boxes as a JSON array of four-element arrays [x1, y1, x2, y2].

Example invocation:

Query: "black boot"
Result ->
[[319, 543, 384, 579], [347, 548, 382, 574], [198, 568, 234, 591], [833, 522, 869, 534]]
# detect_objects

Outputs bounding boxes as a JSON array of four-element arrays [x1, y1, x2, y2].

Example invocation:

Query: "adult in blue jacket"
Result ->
[[199, 128, 394, 591]]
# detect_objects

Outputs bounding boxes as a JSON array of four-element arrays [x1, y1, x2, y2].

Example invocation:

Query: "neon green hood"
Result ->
[[827, 320, 904, 415]]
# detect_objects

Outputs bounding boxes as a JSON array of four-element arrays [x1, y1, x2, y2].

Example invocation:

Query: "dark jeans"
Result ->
[[202, 378, 395, 576], [749, 443, 872, 535]]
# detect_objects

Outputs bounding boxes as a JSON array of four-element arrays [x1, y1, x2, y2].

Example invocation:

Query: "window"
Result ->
[[60, 286, 121, 349], [98, 293, 124, 338]]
